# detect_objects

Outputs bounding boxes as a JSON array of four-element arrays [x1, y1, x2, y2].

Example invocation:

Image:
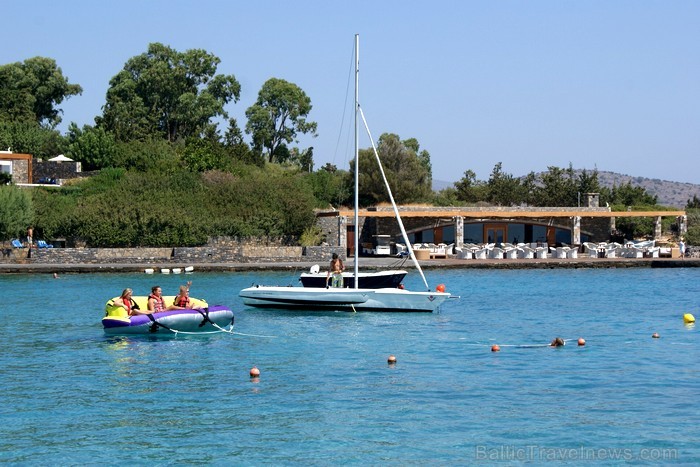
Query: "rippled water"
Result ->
[[1, 267, 698, 464]]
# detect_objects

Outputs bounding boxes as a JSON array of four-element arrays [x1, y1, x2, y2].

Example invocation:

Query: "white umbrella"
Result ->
[[48, 154, 73, 162]]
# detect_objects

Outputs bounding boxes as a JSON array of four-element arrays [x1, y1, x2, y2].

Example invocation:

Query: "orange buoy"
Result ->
[[436, 284, 446, 293], [249, 366, 260, 377], [652, 332, 660, 339], [387, 355, 397, 364], [398, 283, 405, 289], [577, 338, 586, 346], [491, 344, 500, 352]]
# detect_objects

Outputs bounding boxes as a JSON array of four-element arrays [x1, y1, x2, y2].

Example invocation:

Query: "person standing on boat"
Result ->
[[326, 253, 345, 288], [173, 281, 193, 308], [148, 285, 185, 313]]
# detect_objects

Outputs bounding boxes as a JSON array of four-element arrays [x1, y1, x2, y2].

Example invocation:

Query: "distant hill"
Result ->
[[568, 170, 700, 208], [433, 171, 700, 208]]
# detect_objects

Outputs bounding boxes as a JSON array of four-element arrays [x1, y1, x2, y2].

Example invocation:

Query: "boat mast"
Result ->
[[354, 34, 359, 289]]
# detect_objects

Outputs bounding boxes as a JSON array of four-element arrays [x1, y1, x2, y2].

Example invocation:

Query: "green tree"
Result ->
[[224, 118, 263, 167], [112, 138, 181, 173], [0, 185, 33, 241], [99, 43, 241, 142], [355, 133, 432, 206], [577, 169, 601, 198], [0, 57, 82, 127], [685, 195, 700, 210], [486, 162, 523, 206], [454, 169, 486, 203], [606, 182, 658, 207], [181, 137, 232, 173], [432, 187, 461, 206], [520, 171, 538, 206], [304, 167, 351, 208], [531, 165, 578, 207], [0, 121, 65, 160], [66, 124, 118, 170], [403, 137, 433, 179], [245, 78, 317, 162]]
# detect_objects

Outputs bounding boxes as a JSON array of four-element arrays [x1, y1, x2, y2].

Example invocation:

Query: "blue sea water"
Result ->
[[0, 267, 698, 464]]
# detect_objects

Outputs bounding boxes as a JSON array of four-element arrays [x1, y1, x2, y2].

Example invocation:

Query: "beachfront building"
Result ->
[[0, 151, 33, 184], [315, 194, 686, 257]]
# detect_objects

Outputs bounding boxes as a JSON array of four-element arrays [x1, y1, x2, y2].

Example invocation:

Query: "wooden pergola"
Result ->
[[324, 209, 683, 219], [317, 207, 686, 250]]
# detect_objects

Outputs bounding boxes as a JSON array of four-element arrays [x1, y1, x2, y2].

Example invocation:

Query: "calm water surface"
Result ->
[[1, 267, 698, 464]]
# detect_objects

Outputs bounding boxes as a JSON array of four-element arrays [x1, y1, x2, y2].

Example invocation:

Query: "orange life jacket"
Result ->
[[149, 293, 165, 313], [174, 294, 190, 308]]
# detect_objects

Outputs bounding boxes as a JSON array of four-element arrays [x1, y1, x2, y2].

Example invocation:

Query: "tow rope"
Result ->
[[194, 307, 214, 328], [146, 313, 176, 334]]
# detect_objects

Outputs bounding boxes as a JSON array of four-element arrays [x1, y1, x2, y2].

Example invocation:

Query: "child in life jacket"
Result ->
[[173, 281, 193, 309], [148, 285, 186, 313]]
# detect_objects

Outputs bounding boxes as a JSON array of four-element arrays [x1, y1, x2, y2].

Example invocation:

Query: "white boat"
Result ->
[[239, 35, 452, 313], [240, 285, 447, 312]]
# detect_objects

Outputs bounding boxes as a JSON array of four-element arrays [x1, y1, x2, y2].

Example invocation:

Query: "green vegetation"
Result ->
[[0, 43, 686, 247], [0, 186, 33, 242]]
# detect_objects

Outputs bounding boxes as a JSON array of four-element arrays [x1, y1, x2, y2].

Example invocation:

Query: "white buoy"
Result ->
[[172, 268, 182, 274], [144, 268, 154, 274], [184, 266, 194, 273], [161, 268, 170, 274]]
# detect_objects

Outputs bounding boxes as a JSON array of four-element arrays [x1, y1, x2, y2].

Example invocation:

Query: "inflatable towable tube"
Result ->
[[104, 296, 208, 318], [102, 296, 233, 335]]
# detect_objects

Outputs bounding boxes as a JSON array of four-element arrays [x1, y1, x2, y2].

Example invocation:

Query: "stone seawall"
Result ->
[[3, 245, 314, 265]]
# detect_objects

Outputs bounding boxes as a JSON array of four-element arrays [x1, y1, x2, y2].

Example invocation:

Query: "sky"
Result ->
[[4, 1, 700, 185]]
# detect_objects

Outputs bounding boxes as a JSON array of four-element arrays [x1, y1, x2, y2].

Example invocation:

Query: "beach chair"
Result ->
[[517, 246, 536, 259], [473, 246, 489, 260], [489, 246, 505, 259], [535, 246, 548, 259], [454, 247, 470, 260], [504, 247, 518, 259], [582, 242, 599, 258], [11, 239, 24, 248]]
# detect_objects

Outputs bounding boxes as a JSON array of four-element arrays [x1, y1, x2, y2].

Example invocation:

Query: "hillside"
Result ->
[[433, 171, 700, 208], [594, 171, 699, 208]]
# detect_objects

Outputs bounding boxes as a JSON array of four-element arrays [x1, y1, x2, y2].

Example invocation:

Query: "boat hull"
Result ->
[[239, 286, 449, 312], [102, 305, 234, 335], [299, 270, 407, 288]]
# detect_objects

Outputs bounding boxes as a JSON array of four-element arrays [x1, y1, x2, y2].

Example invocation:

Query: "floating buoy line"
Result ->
[[460, 338, 580, 349]]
